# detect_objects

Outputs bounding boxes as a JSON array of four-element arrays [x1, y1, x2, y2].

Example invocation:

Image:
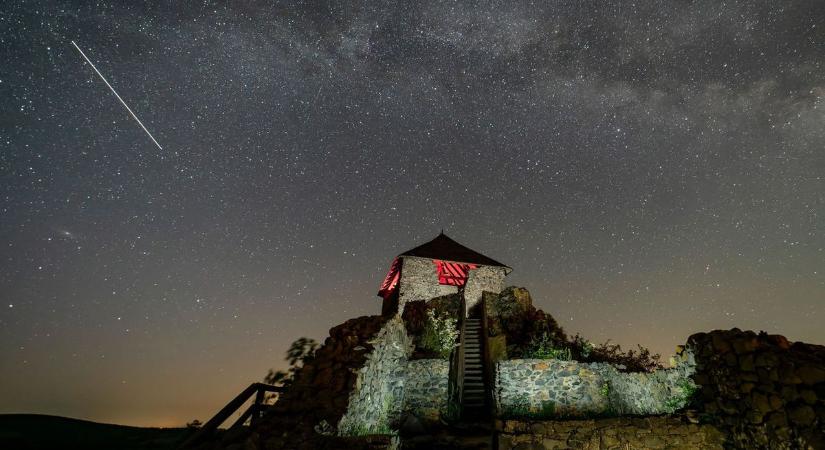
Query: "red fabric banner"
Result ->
[[378, 257, 402, 299], [434, 260, 477, 286]]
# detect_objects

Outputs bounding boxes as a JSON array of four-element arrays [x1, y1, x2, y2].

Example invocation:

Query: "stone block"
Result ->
[[740, 354, 755, 371], [788, 404, 816, 426], [540, 438, 567, 449], [798, 365, 825, 385], [711, 334, 731, 353], [754, 352, 779, 368], [765, 411, 788, 428], [640, 435, 667, 449], [732, 336, 759, 354], [780, 386, 800, 402]]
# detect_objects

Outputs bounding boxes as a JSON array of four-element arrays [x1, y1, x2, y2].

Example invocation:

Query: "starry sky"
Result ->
[[1, 0, 824, 427]]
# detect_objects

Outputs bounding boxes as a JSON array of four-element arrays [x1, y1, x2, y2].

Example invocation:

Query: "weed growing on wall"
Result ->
[[665, 378, 698, 412], [524, 332, 572, 360], [421, 309, 458, 358], [600, 381, 610, 398]]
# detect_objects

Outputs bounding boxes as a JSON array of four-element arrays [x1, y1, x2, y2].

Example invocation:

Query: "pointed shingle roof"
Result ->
[[398, 233, 510, 270]]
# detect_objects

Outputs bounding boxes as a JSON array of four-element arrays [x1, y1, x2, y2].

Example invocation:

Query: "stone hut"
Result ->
[[377, 232, 511, 316]]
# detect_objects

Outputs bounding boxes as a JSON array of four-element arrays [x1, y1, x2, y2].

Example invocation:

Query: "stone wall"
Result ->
[[197, 315, 388, 450], [400, 359, 450, 422], [464, 266, 507, 313], [337, 316, 413, 435], [496, 416, 726, 449], [495, 354, 696, 418], [397, 256, 457, 314], [688, 329, 825, 449]]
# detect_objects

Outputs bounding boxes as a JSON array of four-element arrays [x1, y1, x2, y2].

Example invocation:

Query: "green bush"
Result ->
[[420, 309, 458, 358], [523, 332, 572, 360], [665, 378, 698, 412]]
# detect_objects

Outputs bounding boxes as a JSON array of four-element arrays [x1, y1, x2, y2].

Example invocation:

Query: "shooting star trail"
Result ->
[[71, 40, 163, 150]]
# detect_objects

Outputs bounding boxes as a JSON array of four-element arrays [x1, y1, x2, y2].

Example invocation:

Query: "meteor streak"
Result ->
[[71, 40, 163, 150]]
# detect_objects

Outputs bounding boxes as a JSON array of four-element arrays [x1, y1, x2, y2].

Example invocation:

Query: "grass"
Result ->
[[0, 414, 190, 450]]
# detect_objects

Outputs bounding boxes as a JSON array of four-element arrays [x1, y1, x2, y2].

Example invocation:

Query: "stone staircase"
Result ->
[[462, 318, 486, 414]]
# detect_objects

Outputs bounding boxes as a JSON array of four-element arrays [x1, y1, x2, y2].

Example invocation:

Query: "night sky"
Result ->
[[2, 1, 824, 427]]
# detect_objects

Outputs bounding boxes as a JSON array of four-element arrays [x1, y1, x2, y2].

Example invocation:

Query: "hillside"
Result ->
[[0, 414, 190, 450]]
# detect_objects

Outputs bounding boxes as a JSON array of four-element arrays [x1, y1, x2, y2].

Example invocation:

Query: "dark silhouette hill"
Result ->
[[0, 414, 190, 450]]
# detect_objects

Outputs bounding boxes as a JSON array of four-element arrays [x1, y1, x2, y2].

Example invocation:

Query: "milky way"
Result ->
[[1, 1, 823, 426]]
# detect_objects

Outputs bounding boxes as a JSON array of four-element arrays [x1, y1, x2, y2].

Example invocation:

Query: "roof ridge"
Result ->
[[397, 233, 509, 269]]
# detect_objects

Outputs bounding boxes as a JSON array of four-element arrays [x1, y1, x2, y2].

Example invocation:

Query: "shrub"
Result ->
[[572, 334, 595, 358], [263, 336, 319, 397], [665, 378, 698, 412], [523, 332, 572, 360], [588, 340, 661, 372], [420, 309, 458, 358]]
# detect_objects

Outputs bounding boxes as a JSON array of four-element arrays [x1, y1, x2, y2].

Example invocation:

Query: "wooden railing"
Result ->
[[480, 293, 493, 416], [447, 290, 467, 421], [180, 382, 284, 448]]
